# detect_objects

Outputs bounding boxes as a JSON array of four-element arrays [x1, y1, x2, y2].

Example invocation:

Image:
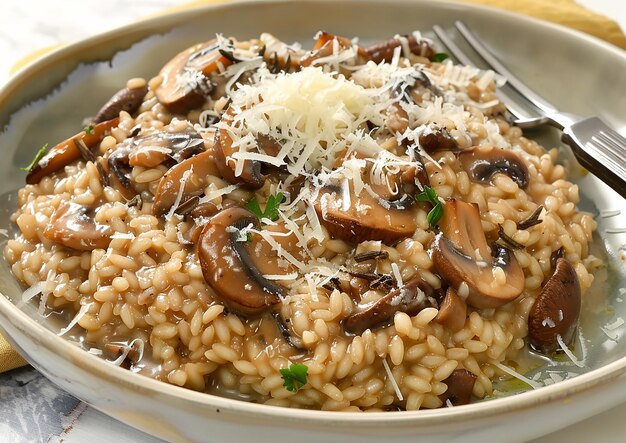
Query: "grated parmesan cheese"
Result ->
[[382, 357, 404, 401]]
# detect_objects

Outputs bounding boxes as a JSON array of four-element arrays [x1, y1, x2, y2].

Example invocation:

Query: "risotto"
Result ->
[[4, 31, 603, 411]]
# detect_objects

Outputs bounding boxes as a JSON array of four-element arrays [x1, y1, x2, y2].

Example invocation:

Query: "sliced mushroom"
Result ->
[[314, 182, 417, 245], [43, 202, 113, 251], [527, 258, 581, 354], [459, 146, 529, 189], [107, 145, 134, 199], [26, 118, 119, 185], [419, 128, 458, 154], [363, 35, 436, 64], [431, 199, 525, 308], [197, 207, 291, 316], [152, 148, 221, 216], [155, 39, 230, 113], [439, 369, 477, 406], [213, 106, 275, 190], [434, 287, 467, 332], [127, 129, 205, 168], [343, 275, 438, 335], [300, 32, 361, 67], [386, 70, 441, 135], [92, 84, 148, 124]]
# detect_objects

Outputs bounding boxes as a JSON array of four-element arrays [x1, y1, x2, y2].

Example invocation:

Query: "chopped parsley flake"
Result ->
[[416, 186, 444, 228], [84, 124, 94, 135], [280, 363, 308, 392], [432, 52, 450, 63], [245, 192, 284, 223], [20, 144, 49, 172]]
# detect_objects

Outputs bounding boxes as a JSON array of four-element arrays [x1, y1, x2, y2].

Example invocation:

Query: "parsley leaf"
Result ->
[[245, 197, 263, 219], [20, 144, 49, 172], [245, 192, 284, 223], [416, 186, 444, 228], [84, 124, 94, 135], [432, 52, 449, 63], [280, 363, 308, 392], [427, 201, 444, 227]]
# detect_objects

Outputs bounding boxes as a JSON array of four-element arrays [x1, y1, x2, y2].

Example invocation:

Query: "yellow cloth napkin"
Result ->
[[0, 334, 27, 372], [2, 0, 625, 374]]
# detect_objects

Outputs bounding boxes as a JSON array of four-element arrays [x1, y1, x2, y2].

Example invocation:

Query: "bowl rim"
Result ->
[[1, 0, 625, 427]]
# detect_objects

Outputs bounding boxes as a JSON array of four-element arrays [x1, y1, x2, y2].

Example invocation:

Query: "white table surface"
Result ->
[[0, 1, 625, 442]]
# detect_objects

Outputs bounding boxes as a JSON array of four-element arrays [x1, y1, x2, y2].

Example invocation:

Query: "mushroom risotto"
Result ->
[[4, 31, 603, 411]]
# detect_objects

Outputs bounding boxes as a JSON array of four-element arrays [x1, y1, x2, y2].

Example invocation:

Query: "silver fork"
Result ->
[[433, 21, 626, 199]]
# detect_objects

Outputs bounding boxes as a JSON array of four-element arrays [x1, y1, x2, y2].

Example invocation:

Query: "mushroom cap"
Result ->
[[152, 148, 221, 216], [363, 34, 436, 64], [432, 199, 525, 308], [155, 39, 230, 113], [314, 185, 418, 245], [528, 258, 581, 354], [43, 202, 113, 251], [459, 145, 529, 189], [26, 118, 119, 185], [197, 207, 287, 317], [343, 275, 438, 335], [92, 84, 148, 124], [439, 369, 477, 406], [127, 129, 205, 168], [419, 128, 458, 154], [214, 107, 271, 190]]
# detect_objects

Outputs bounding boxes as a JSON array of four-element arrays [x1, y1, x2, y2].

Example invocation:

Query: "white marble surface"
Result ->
[[0, 0, 625, 442]]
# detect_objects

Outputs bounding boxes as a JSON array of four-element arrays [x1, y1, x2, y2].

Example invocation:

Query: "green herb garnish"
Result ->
[[245, 192, 284, 223], [432, 52, 450, 63], [20, 144, 49, 172], [84, 124, 94, 135], [280, 363, 308, 392], [416, 186, 444, 228]]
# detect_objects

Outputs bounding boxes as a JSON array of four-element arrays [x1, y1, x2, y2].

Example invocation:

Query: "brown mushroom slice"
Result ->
[[434, 287, 467, 332], [43, 202, 113, 251], [419, 129, 458, 154], [364, 35, 436, 64], [343, 276, 438, 335], [528, 258, 581, 354], [26, 118, 119, 185], [439, 369, 477, 406], [155, 40, 232, 113], [459, 146, 529, 189], [432, 199, 524, 309], [107, 145, 134, 199], [197, 207, 288, 316], [152, 148, 221, 216], [93, 84, 148, 124], [314, 183, 417, 245], [213, 107, 276, 190], [127, 129, 205, 168], [438, 199, 490, 260], [299, 32, 365, 67]]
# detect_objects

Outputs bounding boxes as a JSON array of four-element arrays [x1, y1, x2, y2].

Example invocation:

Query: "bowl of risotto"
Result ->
[[1, 0, 625, 442]]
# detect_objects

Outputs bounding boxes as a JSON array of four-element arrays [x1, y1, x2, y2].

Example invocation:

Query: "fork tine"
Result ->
[[454, 21, 558, 115], [432, 25, 530, 122]]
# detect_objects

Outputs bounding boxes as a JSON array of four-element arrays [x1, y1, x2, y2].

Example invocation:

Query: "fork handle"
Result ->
[[562, 117, 626, 199]]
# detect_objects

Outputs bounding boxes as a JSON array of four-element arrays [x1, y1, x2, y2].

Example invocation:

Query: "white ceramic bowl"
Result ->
[[1, 1, 625, 442]]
